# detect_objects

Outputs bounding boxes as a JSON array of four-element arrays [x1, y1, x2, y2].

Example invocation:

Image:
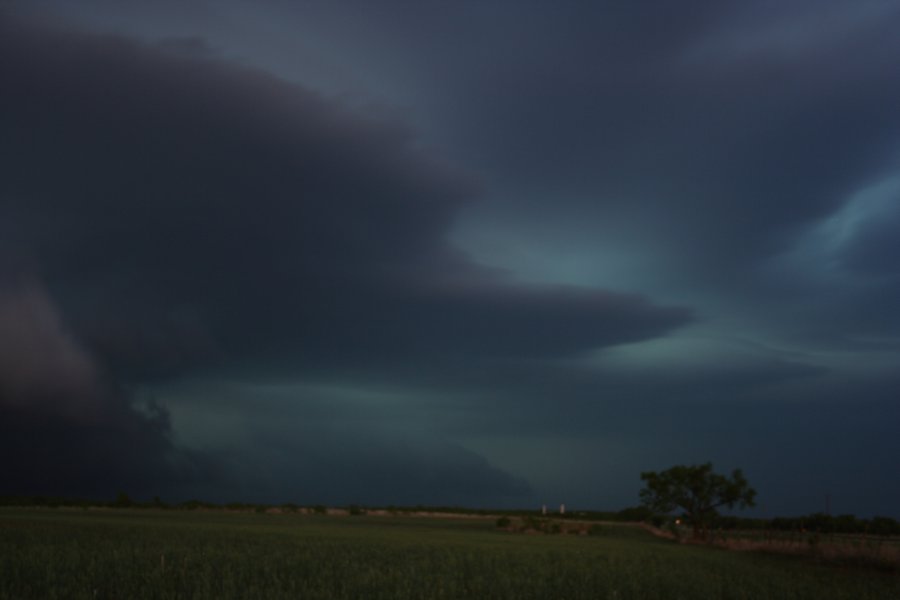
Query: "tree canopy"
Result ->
[[640, 463, 756, 539]]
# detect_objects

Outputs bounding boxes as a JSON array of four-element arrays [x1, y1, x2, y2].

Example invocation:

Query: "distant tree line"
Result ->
[[711, 513, 900, 537], [2, 494, 897, 536], [589, 508, 900, 537]]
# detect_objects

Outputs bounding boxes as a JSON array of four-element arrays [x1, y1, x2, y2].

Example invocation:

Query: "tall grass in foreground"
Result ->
[[1, 508, 898, 599]]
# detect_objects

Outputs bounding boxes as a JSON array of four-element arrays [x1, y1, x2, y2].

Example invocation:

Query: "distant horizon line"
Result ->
[[3, 494, 899, 525]]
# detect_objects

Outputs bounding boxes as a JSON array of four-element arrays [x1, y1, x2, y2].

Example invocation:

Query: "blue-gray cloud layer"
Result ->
[[3, 1, 899, 516], [0, 11, 688, 504]]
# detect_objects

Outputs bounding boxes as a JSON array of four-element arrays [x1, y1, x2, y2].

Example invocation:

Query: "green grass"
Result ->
[[1, 508, 897, 599]]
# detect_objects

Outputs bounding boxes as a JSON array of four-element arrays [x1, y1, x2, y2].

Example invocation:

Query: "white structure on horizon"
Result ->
[[560, 503, 565, 515]]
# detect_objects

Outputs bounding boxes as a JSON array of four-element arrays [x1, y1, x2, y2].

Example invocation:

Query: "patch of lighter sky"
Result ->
[[592, 327, 810, 373], [458, 434, 648, 510], [152, 378, 455, 452], [455, 229, 650, 292], [454, 221, 824, 391], [680, 0, 898, 65], [820, 177, 898, 244], [451, 178, 900, 393], [592, 324, 900, 387], [449, 202, 840, 388], [778, 175, 900, 282], [449, 189, 674, 299]]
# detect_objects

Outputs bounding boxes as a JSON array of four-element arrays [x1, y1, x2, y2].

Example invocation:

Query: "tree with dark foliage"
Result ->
[[640, 463, 756, 540]]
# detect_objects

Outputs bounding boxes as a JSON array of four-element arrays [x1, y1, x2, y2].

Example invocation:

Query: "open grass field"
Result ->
[[1, 508, 897, 599]]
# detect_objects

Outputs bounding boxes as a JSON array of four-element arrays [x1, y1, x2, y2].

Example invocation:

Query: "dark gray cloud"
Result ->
[[0, 13, 688, 369], [203, 425, 533, 507], [4, 2, 899, 516], [441, 1, 900, 281], [0, 11, 689, 502], [0, 400, 207, 499], [0, 279, 207, 498], [0, 280, 98, 413]]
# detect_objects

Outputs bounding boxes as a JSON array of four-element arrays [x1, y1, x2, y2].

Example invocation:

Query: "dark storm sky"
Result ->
[[2, 1, 899, 516]]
